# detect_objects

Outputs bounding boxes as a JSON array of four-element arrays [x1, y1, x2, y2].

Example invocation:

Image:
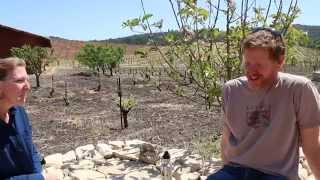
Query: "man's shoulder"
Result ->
[[278, 72, 311, 87], [224, 76, 247, 88]]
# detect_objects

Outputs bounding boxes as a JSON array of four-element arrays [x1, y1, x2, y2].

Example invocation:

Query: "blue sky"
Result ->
[[1, 0, 319, 41]]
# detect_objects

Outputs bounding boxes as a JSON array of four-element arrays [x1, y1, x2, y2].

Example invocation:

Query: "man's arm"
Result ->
[[220, 125, 229, 164], [301, 126, 320, 179], [220, 83, 230, 164]]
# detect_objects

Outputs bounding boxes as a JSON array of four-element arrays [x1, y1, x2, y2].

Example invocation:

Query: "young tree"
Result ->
[[106, 47, 124, 76], [76, 44, 124, 76], [76, 44, 100, 72], [124, 0, 304, 109], [285, 27, 310, 65], [11, 45, 49, 88], [115, 77, 137, 129]]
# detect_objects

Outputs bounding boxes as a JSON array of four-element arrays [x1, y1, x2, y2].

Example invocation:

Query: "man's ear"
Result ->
[[0, 82, 5, 99], [0, 90, 4, 99], [277, 54, 285, 70]]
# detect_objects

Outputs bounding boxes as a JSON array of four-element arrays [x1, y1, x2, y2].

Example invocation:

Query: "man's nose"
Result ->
[[245, 64, 259, 72]]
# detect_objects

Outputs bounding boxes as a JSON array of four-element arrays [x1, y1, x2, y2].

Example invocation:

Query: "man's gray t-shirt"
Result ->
[[222, 72, 320, 180]]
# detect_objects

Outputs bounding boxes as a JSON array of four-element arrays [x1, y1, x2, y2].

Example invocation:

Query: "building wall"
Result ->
[[0, 25, 51, 58]]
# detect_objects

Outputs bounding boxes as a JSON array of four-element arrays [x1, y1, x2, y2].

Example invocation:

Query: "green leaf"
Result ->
[[196, 7, 209, 19], [134, 49, 148, 58], [179, 7, 194, 17], [152, 19, 163, 29], [122, 18, 141, 28], [164, 32, 177, 43], [115, 95, 137, 111], [142, 13, 153, 22]]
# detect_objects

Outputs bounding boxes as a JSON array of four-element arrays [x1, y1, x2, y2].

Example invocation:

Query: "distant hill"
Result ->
[[50, 24, 320, 60], [49, 36, 148, 60], [294, 24, 320, 40], [49, 31, 173, 59], [104, 32, 170, 45], [49, 36, 86, 60], [105, 25, 320, 45]]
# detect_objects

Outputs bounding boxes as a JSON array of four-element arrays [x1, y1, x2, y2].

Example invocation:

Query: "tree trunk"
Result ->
[[94, 72, 101, 91], [109, 68, 113, 76], [122, 110, 129, 128], [35, 74, 40, 88], [102, 66, 106, 75], [117, 77, 123, 129], [226, 6, 232, 81]]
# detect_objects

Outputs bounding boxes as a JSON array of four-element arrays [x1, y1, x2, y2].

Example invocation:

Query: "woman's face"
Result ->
[[0, 66, 30, 107]]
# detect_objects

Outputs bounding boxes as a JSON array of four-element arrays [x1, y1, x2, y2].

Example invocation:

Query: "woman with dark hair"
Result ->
[[0, 57, 57, 179]]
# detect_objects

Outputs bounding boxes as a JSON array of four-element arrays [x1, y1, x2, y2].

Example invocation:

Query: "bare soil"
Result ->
[[27, 64, 223, 156]]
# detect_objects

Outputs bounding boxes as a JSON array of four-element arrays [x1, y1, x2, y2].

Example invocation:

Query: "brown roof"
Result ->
[[0, 24, 52, 58]]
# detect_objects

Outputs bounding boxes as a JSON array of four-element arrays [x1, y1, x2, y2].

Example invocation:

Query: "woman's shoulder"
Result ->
[[10, 106, 27, 114], [11, 106, 31, 128]]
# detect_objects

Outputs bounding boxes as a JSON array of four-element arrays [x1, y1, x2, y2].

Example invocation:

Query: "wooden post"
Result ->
[[117, 77, 123, 129], [63, 81, 70, 106], [49, 75, 54, 97]]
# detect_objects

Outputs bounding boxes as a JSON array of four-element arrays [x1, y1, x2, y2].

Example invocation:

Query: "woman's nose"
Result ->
[[24, 80, 31, 90]]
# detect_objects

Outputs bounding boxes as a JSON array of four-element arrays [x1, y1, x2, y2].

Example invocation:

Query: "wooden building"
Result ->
[[0, 24, 51, 58]]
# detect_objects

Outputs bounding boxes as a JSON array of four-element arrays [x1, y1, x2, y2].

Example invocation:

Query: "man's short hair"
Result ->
[[241, 27, 286, 62]]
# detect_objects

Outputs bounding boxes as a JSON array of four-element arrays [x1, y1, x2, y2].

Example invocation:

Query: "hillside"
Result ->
[[107, 25, 320, 45], [50, 36, 149, 60], [50, 36, 85, 60], [105, 31, 170, 45], [294, 24, 320, 40]]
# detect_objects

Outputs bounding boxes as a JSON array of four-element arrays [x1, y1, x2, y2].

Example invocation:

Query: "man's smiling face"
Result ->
[[243, 47, 283, 90]]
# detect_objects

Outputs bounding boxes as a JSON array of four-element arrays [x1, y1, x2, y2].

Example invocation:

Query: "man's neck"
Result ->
[[249, 72, 279, 91]]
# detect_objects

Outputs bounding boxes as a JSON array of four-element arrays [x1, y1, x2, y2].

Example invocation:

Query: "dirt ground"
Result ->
[[27, 63, 223, 156], [27, 63, 320, 156]]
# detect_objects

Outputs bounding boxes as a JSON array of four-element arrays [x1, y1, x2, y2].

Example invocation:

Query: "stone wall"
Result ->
[[42, 139, 315, 180]]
